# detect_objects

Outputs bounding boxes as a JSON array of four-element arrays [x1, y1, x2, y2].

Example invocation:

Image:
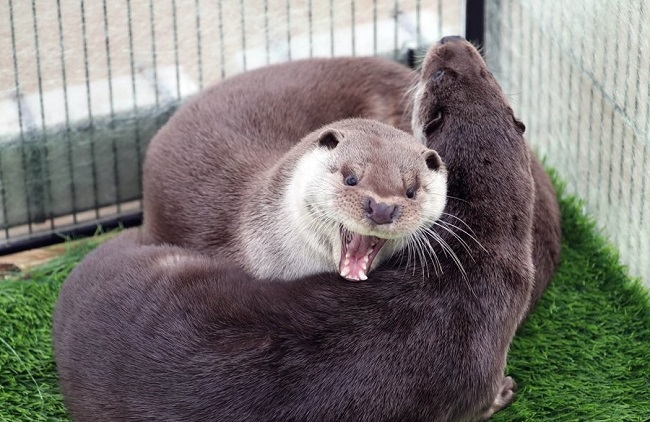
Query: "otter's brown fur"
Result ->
[[528, 158, 562, 312], [53, 38, 558, 421]]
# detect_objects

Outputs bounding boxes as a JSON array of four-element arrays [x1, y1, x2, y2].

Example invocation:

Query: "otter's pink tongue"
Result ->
[[339, 233, 386, 281]]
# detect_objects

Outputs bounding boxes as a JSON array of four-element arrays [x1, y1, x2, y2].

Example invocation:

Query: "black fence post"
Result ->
[[465, 0, 485, 48]]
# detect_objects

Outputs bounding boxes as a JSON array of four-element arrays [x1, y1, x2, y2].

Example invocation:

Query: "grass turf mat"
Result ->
[[0, 176, 649, 421]]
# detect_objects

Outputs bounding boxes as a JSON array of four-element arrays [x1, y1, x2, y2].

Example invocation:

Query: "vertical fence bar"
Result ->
[[0, 151, 8, 237], [633, 2, 647, 265], [598, 9, 618, 215], [372, 0, 377, 55], [573, 2, 589, 197], [520, 1, 533, 141], [617, 2, 637, 254], [31, 0, 52, 227], [264, 0, 270, 65], [195, 0, 204, 90], [8, 0, 34, 234], [286, 0, 291, 60], [544, 1, 554, 157], [0, 156, 8, 237], [149, 0, 161, 107], [415, 0, 421, 47], [126, 0, 143, 206], [240, 0, 247, 71], [393, 0, 398, 59], [351, 0, 356, 56], [584, 4, 598, 204], [172, 0, 182, 100], [56, 0, 78, 224], [604, 11, 625, 222], [308, 0, 313, 58], [80, 0, 100, 219], [506, 0, 514, 90], [438, 0, 442, 38], [102, 0, 122, 213], [465, 0, 485, 47], [533, 2, 543, 148], [218, 0, 226, 79], [329, 0, 334, 56], [557, 1, 573, 181], [484, 0, 501, 77]]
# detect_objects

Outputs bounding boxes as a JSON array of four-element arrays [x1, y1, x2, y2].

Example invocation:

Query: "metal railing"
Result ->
[[0, 0, 466, 254]]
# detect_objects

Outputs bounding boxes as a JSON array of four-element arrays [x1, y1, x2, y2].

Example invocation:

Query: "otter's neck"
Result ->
[[239, 146, 335, 280], [421, 114, 534, 257]]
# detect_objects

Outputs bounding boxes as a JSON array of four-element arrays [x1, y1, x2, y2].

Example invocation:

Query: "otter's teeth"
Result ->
[[359, 272, 368, 281], [341, 266, 351, 277], [344, 257, 350, 266]]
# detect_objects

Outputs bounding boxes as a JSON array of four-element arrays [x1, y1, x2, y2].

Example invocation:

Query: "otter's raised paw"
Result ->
[[480, 376, 517, 420]]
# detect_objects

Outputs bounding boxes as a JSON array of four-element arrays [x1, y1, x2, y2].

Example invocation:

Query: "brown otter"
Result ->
[[409, 35, 540, 415], [142, 57, 419, 280], [142, 55, 559, 302], [53, 38, 554, 421], [144, 115, 448, 282], [236, 118, 447, 281], [411, 36, 561, 316]]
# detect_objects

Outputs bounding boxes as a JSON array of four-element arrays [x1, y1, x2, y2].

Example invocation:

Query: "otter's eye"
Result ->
[[345, 175, 358, 186], [425, 109, 444, 137], [432, 69, 445, 81], [406, 187, 416, 199]]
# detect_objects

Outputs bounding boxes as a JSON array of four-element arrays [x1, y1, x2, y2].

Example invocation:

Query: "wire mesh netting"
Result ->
[[0, 0, 465, 251], [485, 0, 650, 285]]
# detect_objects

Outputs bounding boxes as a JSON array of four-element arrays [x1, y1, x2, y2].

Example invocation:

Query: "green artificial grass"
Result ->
[[1, 173, 649, 421]]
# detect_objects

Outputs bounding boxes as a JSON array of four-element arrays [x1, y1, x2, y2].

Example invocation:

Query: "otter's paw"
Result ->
[[480, 376, 517, 420]]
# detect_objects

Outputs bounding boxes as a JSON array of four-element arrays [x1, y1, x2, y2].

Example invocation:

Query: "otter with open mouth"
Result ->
[[143, 57, 447, 281], [238, 118, 447, 281]]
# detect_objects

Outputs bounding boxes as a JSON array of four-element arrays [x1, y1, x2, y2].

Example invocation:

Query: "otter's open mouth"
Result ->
[[339, 227, 387, 281]]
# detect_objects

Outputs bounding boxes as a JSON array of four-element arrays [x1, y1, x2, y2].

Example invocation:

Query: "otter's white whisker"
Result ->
[[433, 222, 474, 259]]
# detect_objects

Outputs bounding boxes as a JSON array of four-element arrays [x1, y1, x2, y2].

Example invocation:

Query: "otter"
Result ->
[[147, 115, 449, 282], [142, 57, 419, 280], [411, 35, 561, 316], [142, 55, 559, 302], [236, 118, 447, 281], [53, 38, 554, 421]]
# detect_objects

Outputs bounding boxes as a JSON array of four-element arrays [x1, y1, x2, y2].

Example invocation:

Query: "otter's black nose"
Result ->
[[364, 197, 398, 225], [440, 35, 465, 44]]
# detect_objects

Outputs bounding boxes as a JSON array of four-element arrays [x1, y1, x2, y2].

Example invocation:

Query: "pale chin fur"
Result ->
[[421, 171, 448, 226], [411, 84, 426, 144], [243, 148, 339, 281]]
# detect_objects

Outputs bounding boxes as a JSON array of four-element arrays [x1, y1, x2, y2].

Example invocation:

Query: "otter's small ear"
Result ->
[[509, 108, 526, 134], [514, 117, 526, 134], [423, 150, 443, 171], [318, 130, 341, 150]]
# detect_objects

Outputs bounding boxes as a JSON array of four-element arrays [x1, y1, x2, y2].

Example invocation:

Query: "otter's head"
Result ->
[[291, 118, 447, 281], [411, 36, 526, 144]]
